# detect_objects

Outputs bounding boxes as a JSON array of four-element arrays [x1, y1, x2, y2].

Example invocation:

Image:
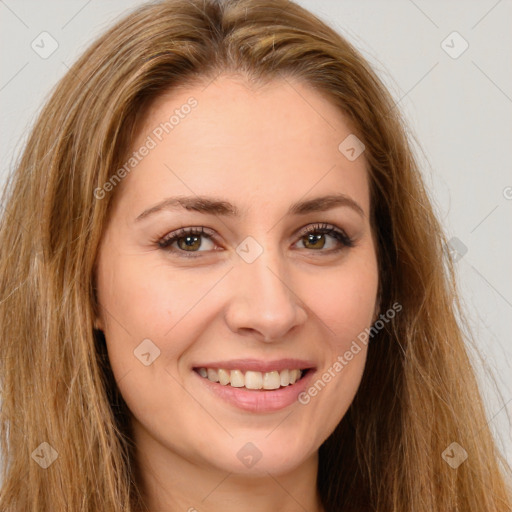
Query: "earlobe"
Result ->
[[93, 318, 104, 331], [372, 290, 381, 324], [372, 306, 379, 325]]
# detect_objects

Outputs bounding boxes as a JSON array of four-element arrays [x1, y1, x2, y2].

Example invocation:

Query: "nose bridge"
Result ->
[[243, 246, 290, 304], [225, 236, 306, 340]]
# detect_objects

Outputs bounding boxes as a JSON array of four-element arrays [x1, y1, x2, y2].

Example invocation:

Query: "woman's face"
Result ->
[[94, 74, 379, 478]]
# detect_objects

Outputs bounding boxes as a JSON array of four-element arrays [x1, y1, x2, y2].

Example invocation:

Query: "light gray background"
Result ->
[[1, 0, 511, 468]]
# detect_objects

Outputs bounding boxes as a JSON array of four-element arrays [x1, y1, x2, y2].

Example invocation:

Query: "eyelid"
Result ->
[[295, 222, 354, 249], [156, 222, 354, 256], [157, 226, 216, 245]]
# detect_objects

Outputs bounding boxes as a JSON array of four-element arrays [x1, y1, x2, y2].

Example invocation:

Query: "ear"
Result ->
[[371, 305, 379, 325], [93, 317, 104, 331], [372, 288, 382, 324]]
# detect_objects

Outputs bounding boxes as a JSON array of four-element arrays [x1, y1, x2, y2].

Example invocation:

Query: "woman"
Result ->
[[0, 0, 510, 510]]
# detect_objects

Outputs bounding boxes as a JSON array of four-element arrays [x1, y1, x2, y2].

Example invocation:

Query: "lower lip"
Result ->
[[192, 369, 316, 413]]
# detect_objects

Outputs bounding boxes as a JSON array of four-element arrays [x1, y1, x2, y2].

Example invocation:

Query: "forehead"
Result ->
[[114, 74, 370, 216], [138, 73, 359, 150]]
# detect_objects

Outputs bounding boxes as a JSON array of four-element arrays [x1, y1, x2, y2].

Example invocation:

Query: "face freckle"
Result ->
[[94, 74, 379, 487]]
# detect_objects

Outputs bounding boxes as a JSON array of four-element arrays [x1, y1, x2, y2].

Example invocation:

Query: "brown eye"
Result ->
[[295, 223, 354, 252], [176, 234, 202, 251], [158, 227, 217, 257], [302, 233, 327, 250], [157, 223, 354, 259]]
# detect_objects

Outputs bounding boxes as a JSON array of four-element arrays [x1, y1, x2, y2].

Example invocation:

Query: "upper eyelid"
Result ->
[[158, 223, 350, 247], [159, 226, 216, 242]]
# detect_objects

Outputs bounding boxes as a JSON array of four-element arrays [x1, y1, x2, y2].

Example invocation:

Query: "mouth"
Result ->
[[192, 367, 313, 391], [191, 363, 317, 413]]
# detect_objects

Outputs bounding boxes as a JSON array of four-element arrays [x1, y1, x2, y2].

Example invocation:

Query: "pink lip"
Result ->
[[192, 367, 316, 413], [191, 358, 316, 373]]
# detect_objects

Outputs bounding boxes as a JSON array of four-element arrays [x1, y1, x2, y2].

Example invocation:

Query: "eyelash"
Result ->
[[155, 223, 355, 258]]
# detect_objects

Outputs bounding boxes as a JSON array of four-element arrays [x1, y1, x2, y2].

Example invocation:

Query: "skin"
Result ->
[[94, 74, 379, 512]]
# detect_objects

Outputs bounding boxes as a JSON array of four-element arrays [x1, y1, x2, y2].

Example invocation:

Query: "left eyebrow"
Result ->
[[135, 193, 365, 222]]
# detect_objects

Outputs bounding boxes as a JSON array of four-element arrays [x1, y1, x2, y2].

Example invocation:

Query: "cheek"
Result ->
[[95, 253, 205, 417], [312, 252, 379, 348], [97, 252, 208, 335], [292, 253, 378, 449], [95, 250, 228, 381], [298, 251, 378, 420]]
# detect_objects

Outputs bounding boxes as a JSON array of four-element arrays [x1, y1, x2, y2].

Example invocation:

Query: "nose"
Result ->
[[224, 246, 308, 342]]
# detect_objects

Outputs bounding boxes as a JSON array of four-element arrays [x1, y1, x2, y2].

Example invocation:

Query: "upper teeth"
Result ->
[[196, 368, 304, 389]]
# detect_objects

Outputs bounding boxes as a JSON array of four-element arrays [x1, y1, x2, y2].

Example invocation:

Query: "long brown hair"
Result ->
[[1, 0, 510, 510]]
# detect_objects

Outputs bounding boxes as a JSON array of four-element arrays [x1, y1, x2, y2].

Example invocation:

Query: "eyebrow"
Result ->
[[135, 193, 365, 222]]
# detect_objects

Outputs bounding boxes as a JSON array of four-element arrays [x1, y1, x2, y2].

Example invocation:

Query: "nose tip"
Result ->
[[224, 260, 307, 342]]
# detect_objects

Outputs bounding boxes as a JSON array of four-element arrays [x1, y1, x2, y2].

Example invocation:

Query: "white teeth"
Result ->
[[289, 369, 300, 384], [196, 367, 306, 389], [245, 371, 263, 390], [230, 370, 244, 387], [263, 371, 281, 390], [207, 368, 219, 382], [218, 368, 230, 385]]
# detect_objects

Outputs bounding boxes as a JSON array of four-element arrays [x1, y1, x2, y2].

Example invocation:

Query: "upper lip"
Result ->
[[192, 358, 316, 373]]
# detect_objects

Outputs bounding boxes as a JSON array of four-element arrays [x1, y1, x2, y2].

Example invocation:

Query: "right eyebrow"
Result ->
[[135, 193, 365, 222]]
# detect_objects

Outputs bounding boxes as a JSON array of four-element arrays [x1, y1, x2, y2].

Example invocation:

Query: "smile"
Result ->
[[194, 367, 307, 390], [192, 367, 315, 413]]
